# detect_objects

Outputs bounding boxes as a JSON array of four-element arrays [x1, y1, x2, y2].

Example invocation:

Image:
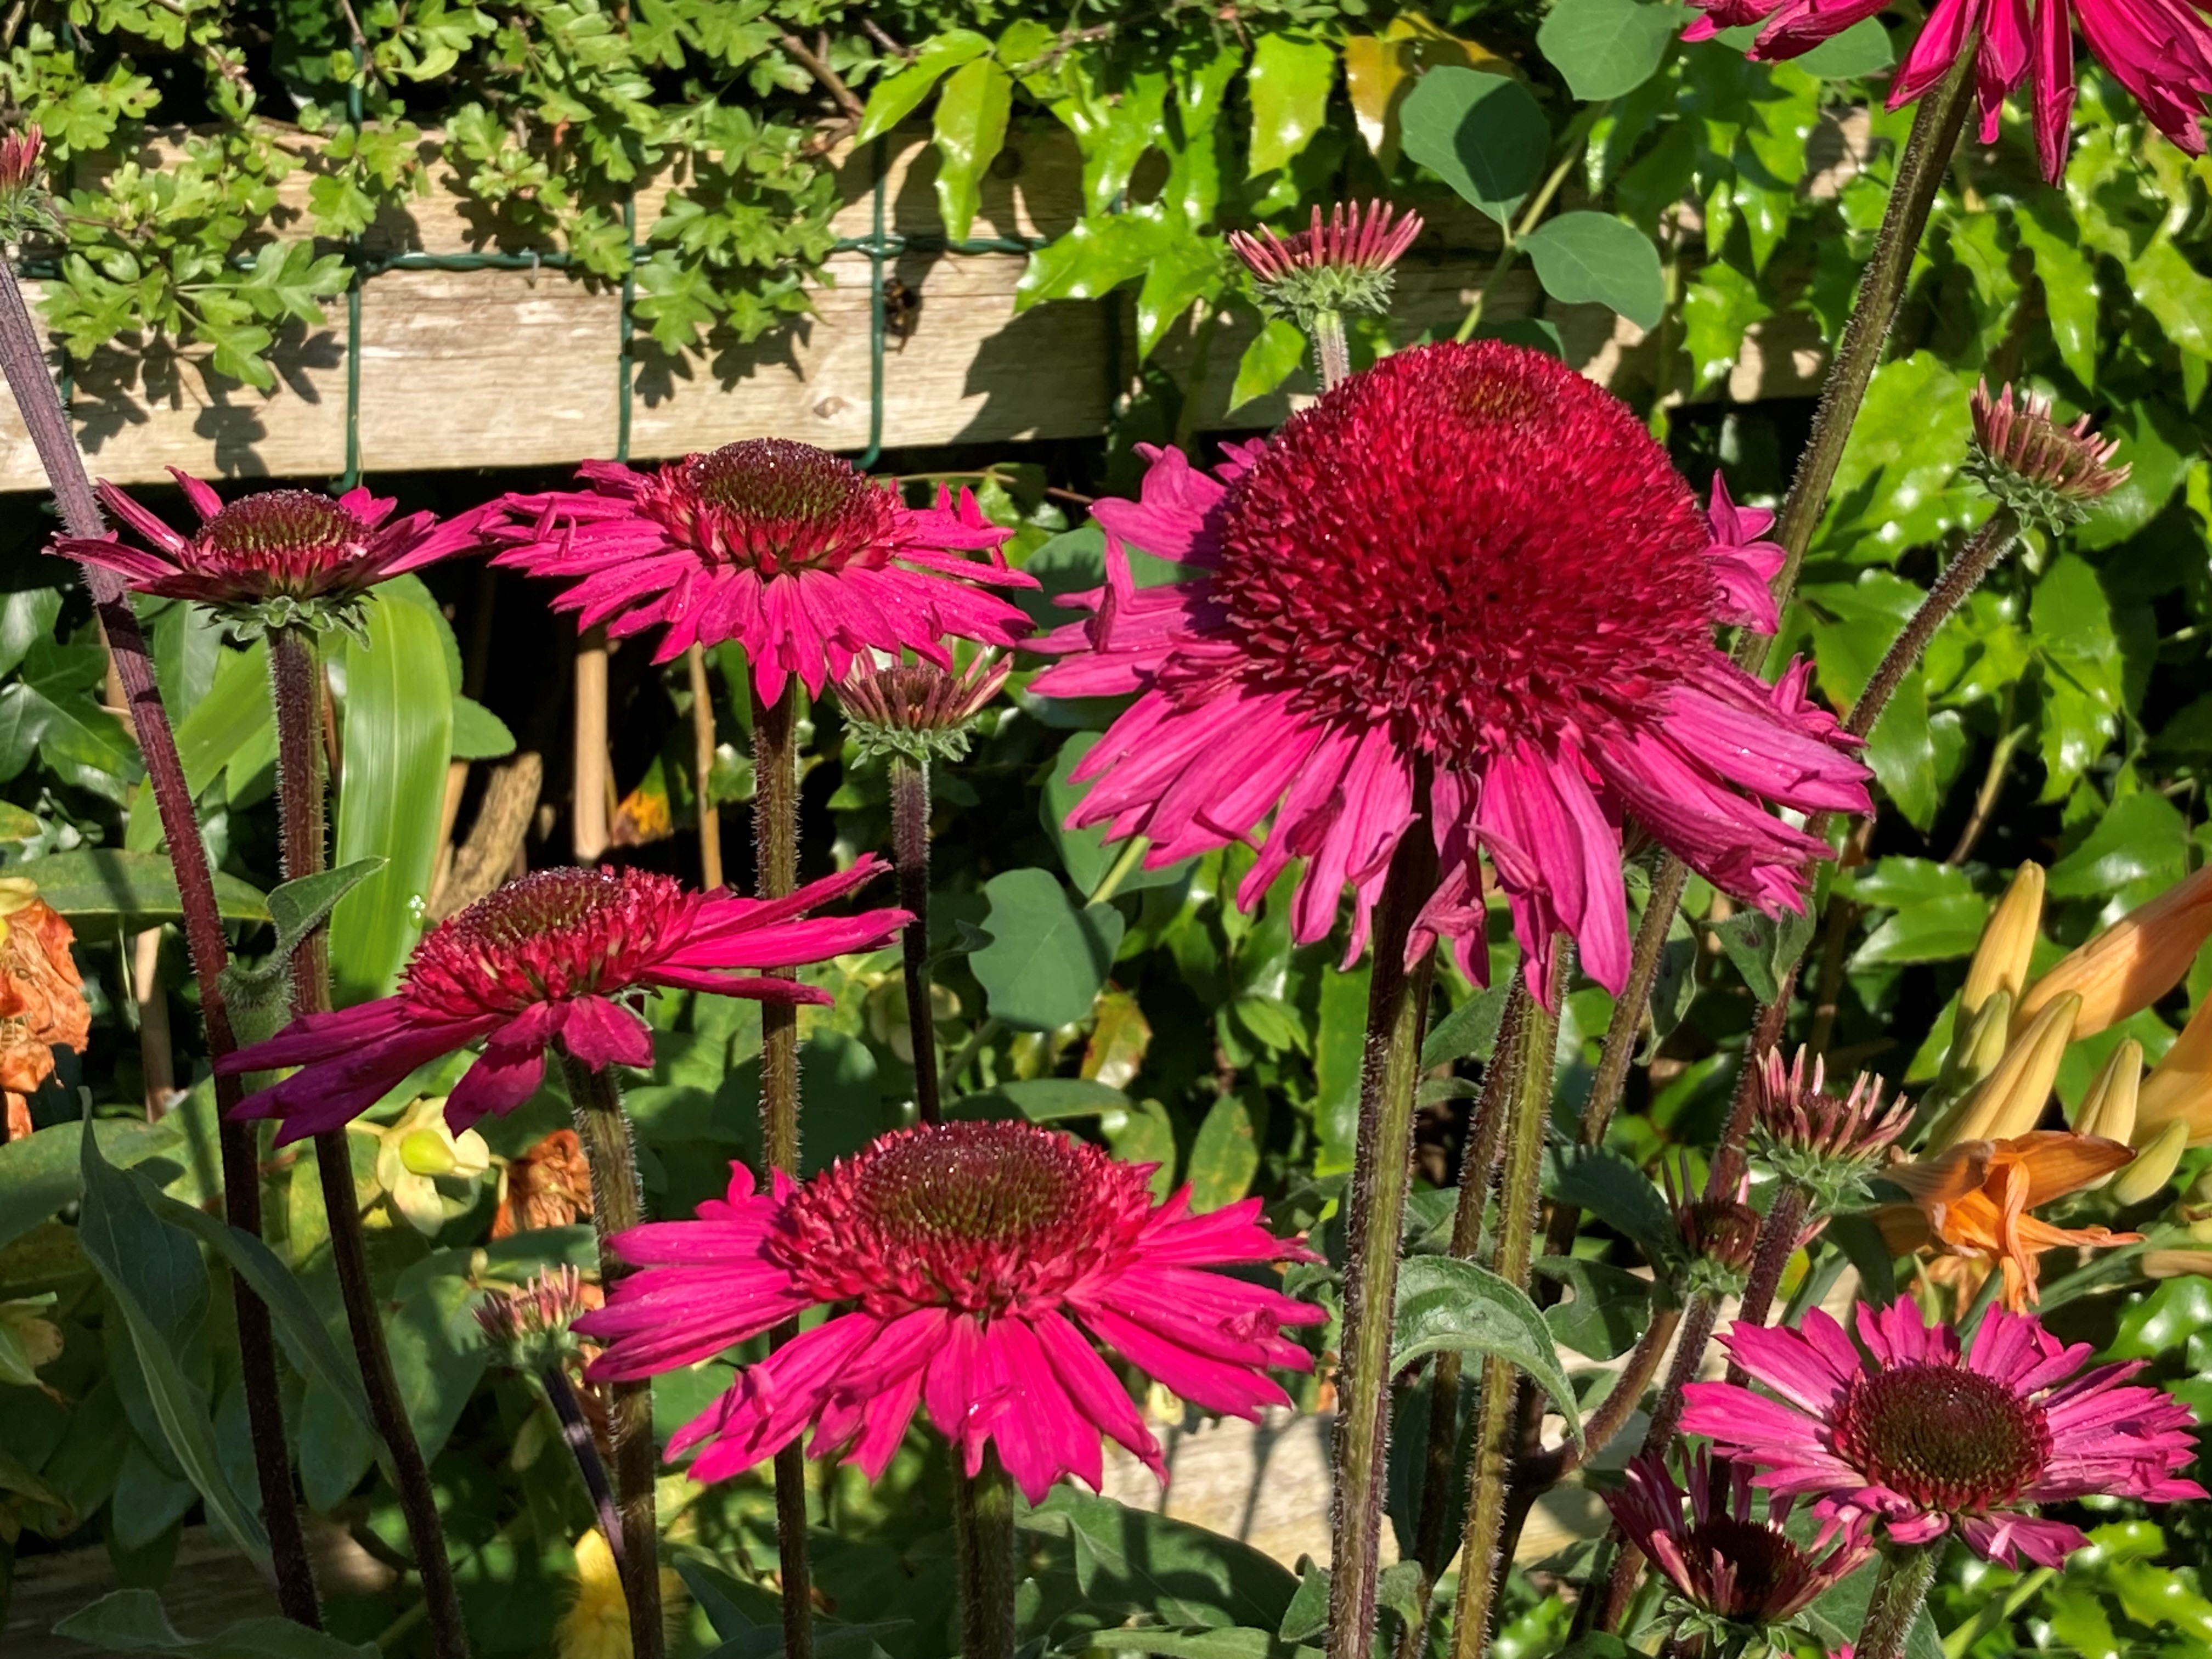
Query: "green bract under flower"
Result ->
[[1966, 379, 2129, 530]]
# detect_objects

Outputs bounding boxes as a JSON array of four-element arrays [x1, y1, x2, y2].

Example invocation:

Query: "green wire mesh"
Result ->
[[37, 122, 1047, 489]]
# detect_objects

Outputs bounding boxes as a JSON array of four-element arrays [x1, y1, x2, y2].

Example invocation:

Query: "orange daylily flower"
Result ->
[[1877, 1131, 2141, 1311], [0, 887, 88, 1141]]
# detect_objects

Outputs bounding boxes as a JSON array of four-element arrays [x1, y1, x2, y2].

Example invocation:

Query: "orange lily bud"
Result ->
[[2113, 1118, 2189, 1205], [2137, 991, 2212, 1147], [1938, 992, 2080, 1148], [2142, 1249, 2212, 1279], [1962, 862, 2045, 1025], [2016, 862, 2212, 1039], [2072, 1039, 2142, 1148]]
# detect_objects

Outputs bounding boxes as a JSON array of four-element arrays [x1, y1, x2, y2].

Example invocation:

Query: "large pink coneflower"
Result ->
[[1686, 0, 2212, 183], [1683, 1300, 2203, 1567], [1031, 342, 1870, 1000], [50, 472, 488, 630], [219, 862, 907, 1143], [1605, 1447, 1874, 1638], [576, 1119, 1323, 1502], [483, 439, 1037, 706]]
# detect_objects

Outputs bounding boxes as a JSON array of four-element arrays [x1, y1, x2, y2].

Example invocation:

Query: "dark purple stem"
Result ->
[[269, 627, 471, 1659], [0, 262, 320, 1626], [1726, 1184, 1812, 1386]]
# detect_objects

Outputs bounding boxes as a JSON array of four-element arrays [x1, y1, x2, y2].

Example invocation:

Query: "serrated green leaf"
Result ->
[[1389, 1257, 1582, 1445]]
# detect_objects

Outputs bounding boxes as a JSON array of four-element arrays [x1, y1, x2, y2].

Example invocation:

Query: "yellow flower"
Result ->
[[2016, 862, 2212, 1040], [1879, 1130, 2141, 1310], [555, 1528, 683, 1659], [372, 1096, 492, 1235]]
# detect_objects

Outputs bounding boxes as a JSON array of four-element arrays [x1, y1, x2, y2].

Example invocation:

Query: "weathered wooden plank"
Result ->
[[0, 111, 1871, 492]]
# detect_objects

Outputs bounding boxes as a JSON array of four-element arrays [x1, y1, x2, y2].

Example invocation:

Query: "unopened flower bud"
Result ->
[[1961, 863, 2044, 1025], [2137, 990, 2212, 1147], [1929, 989, 2014, 1123], [2142, 1248, 2212, 1279], [2016, 863, 2212, 1040], [1227, 199, 1424, 323], [2072, 1039, 2142, 1149], [1967, 379, 2130, 529], [837, 651, 1009, 767], [473, 1265, 592, 1371], [2113, 1118, 2189, 1205], [0, 127, 54, 242], [1939, 992, 2080, 1147]]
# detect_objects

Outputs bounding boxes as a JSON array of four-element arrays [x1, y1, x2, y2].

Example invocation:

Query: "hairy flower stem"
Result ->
[[1571, 57, 1977, 1234], [1449, 959, 1564, 1659], [0, 264, 319, 1626], [1407, 989, 1530, 1594], [269, 626, 470, 1659], [1855, 1541, 1942, 1659], [1758, 49, 1978, 611], [1325, 822, 1439, 1659], [890, 757, 941, 1125], [538, 1362, 626, 1575], [1844, 509, 2025, 744], [557, 1054, 664, 1659], [751, 681, 815, 1659], [1724, 1184, 1812, 1386], [952, 1449, 1019, 1659], [1312, 309, 1352, 392]]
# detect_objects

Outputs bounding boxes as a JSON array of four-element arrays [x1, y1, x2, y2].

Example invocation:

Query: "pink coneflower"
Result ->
[[484, 439, 1036, 706], [219, 861, 907, 1144], [1702, 476, 1788, 634], [49, 473, 487, 630], [1686, 0, 2212, 182], [575, 1119, 1324, 1502], [1606, 1448, 1874, 1636], [1683, 1300, 2204, 1567], [1031, 342, 1871, 1000]]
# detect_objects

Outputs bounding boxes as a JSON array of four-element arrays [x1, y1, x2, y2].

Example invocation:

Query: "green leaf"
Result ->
[[1710, 906, 1815, 1005], [136, 1179, 381, 1466], [1542, 1145, 1676, 1264], [852, 30, 990, 145], [0, 588, 61, 680], [2047, 788, 2189, 903], [1090, 1630, 1291, 1659], [954, 1077, 1129, 1121], [1537, 0, 1683, 100], [970, 868, 1125, 1031], [1815, 352, 1972, 560], [1398, 68, 1549, 225], [1844, 856, 1990, 967], [1388, 1257, 1582, 1445], [0, 1118, 176, 1252], [2015, 193, 2099, 388], [1022, 1488, 1301, 1629], [1187, 1092, 1259, 1212], [2032, 554, 2123, 802], [1246, 35, 1336, 176], [1043, 733, 1192, 897], [1792, 16, 1894, 75], [331, 588, 454, 1001], [1533, 1255, 1651, 1360], [75, 1119, 271, 1573], [932, 58, 1013, 243], [2130, 236, 2212, 362], [55, 1589, 378, 1657], [1016, 210, 1171, 311], [21, 848, 267, 924], [1313, 963, 1370, 1178], [1228, 318, 1308, 413], [1682, 262, 1772, 393], [1103, 1096, 1178, 1200], [268, 857, 388, 961], [1137, 238, 1223, 358], [450, 695, 515, 760], [1421, 983, 1507, 1068], [1518, 212, 1666, 328]]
